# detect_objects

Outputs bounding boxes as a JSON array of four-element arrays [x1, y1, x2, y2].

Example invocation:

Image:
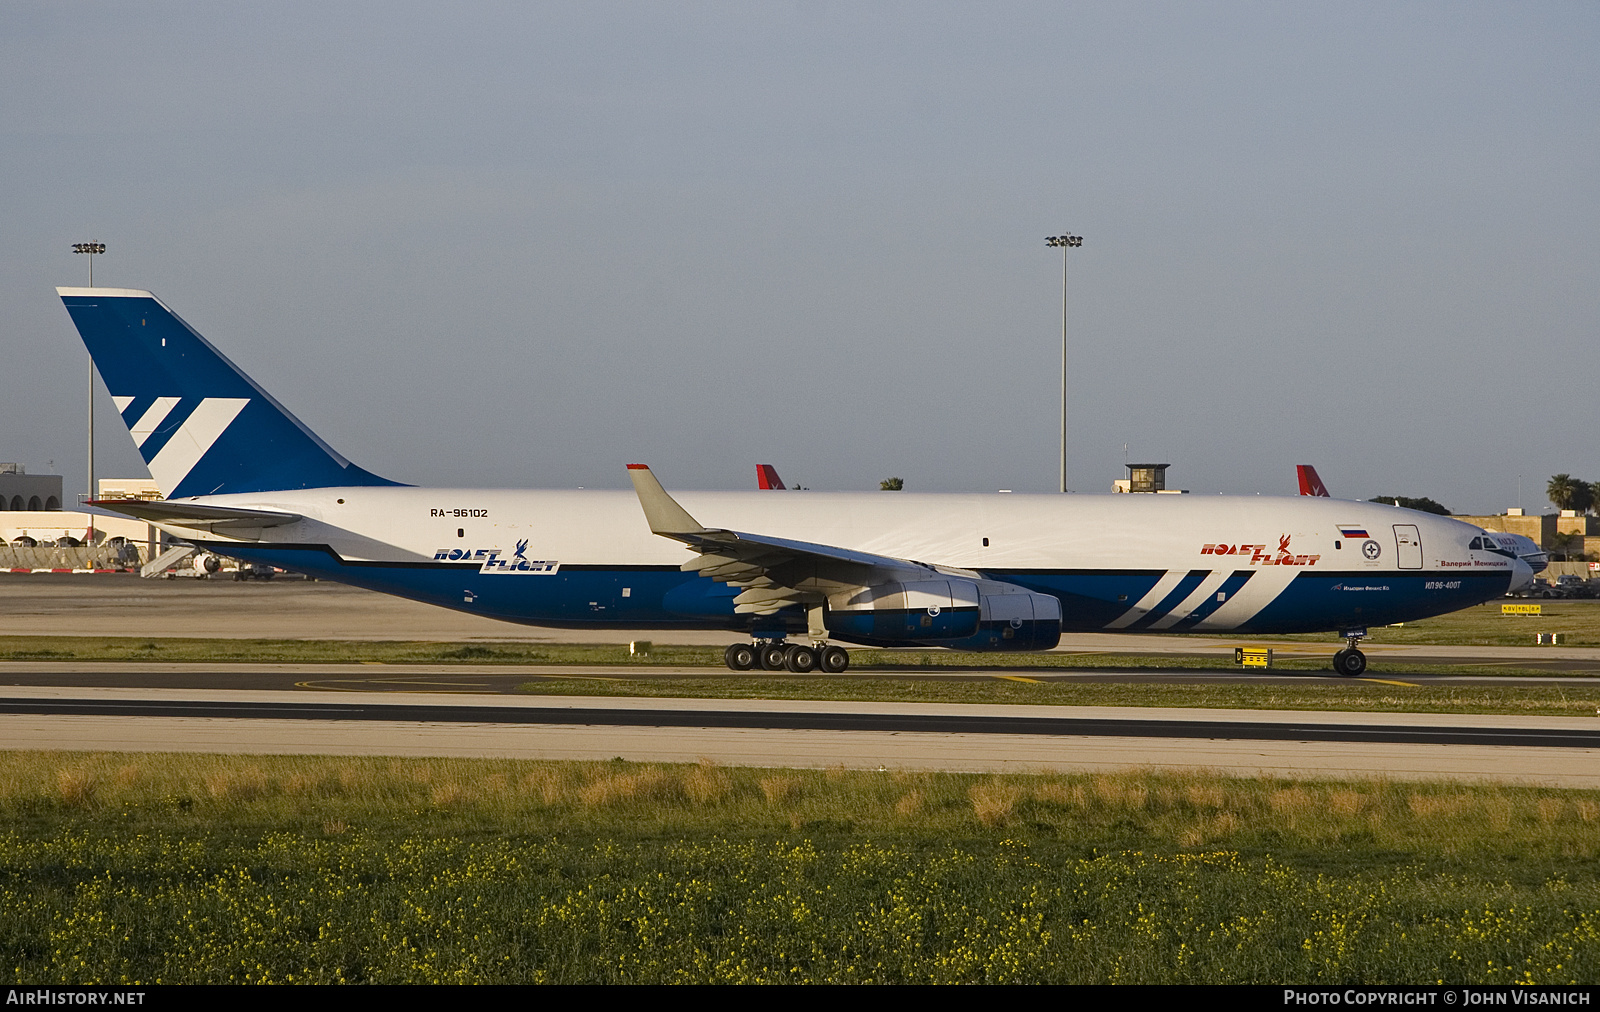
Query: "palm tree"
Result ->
[[1549, 531, 1584, 561], [1547, 474, 1579, 511]]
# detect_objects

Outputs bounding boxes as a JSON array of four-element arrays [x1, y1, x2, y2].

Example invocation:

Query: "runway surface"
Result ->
[[0, 660, 1594, 694], [3, 686, 1597, 787], [7, 574, 1600, 785], [6, 693, 1596, 748]]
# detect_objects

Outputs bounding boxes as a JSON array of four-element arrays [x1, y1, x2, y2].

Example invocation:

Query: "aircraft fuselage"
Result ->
[[180, 486, 1519, 638]]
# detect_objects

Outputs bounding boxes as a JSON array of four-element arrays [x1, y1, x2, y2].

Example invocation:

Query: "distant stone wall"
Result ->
[[1543, 561, 1597, 580], [1557, 514, 1600, 536], [1453, 513, 1559, 548], [0, 472, 64, 512], [0, 546, 140, 571]]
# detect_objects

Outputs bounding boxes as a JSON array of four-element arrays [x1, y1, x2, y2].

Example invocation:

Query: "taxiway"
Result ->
[[1, 685, 1596, 787]]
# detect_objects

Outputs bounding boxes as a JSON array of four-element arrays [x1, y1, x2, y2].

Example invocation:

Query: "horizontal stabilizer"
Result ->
[[88, 498, 302, 533]]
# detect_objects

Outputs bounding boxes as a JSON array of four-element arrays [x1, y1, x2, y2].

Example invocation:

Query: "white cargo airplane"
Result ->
[[60, 287, 1532, 677]]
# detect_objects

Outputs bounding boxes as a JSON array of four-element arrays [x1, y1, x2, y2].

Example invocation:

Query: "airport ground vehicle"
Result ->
[[1556, 574, 1585, 592], [1554, 574, 1595, 598], [1510, 579, 1560, 599], [1506, 577, 1593, 599], [58, 287, 1532, 676]]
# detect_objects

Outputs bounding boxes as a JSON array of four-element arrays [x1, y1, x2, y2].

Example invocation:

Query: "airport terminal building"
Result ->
[[0, 467, 157, 552], [0, 463, 61, 512]]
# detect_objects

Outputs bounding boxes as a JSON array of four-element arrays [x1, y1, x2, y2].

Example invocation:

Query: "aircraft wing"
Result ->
[[627, 464, 929, 614], [87, 498, 303, 533]]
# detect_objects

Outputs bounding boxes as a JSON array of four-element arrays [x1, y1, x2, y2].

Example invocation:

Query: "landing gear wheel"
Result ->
[[758, 642, 789, 671], [783, 643, 818, 673], [724, 643, 756, 671], [819, 645, 850, 673], [1332, 648, 1367, 677]]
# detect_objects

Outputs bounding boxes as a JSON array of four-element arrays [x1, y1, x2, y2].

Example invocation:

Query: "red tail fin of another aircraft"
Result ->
[[1297, 465, 1330, 497], [756, 464, 786, 490]]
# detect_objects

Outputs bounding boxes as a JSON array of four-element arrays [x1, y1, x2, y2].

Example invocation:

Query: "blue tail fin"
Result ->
[[58, 287, 401, 498]]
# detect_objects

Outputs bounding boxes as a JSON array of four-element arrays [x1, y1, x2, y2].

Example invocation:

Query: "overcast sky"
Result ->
[[3, 2, 1595, 513]]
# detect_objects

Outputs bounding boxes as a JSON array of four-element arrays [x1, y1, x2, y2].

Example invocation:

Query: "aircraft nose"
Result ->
[[1508, 557, 1535, 593]]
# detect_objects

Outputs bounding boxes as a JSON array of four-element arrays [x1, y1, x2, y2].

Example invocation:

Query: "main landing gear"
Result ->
[[723, 640, 849, 673], [1331, 629, 1368, 678]]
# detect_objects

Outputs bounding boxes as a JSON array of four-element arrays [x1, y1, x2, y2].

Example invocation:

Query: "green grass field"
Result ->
[[1259, 599, 1600, 647], [6, 607, 1597, 982], [3, 752, 1599, 984]]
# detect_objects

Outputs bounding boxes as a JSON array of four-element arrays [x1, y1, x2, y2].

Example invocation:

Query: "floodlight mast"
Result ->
[[1044, 234, 1083, 493], [71, 243, 105, 287], [72, 242, 106, 542]]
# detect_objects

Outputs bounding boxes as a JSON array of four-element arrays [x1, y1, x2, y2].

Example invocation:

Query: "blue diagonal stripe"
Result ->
[[119, 395, 154, 428], [1124, 569, 1210, 630], [135, 397, 201, 463], [1169, 571, 1258, 630]]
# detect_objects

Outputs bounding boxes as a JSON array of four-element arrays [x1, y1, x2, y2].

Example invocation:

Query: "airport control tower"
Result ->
[[1112, 463, 1187, 494]]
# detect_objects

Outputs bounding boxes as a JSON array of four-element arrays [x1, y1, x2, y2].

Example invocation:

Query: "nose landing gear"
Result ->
[[1332, 628, 1368, 677]]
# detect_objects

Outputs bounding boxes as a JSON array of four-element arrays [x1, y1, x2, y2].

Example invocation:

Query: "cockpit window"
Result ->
[[1469, 537, 1483, 549], [1482, 537, 1517, 559]]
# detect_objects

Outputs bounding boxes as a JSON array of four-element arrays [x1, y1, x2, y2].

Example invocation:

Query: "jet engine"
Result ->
[[824, 577, 1061, 651]]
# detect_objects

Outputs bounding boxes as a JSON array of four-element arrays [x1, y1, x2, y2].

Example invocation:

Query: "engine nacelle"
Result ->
[[824, 577, 1062, 651], [825, 579, 981, 642], [943, 579, 1063, 651]]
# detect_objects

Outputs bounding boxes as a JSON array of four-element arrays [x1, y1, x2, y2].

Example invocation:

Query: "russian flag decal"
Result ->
[[1338, 526, 1370, 539]]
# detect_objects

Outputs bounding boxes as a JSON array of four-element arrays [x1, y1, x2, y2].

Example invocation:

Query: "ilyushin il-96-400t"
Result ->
[[59, 286, 1532, 677]]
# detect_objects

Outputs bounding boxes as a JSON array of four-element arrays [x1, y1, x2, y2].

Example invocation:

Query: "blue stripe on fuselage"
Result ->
[[205, 543, 743, 630], [1240, 570, 1511, 633], [1166, 570, 1256, 630], [1121, 569, 1209, 630], [191, 544, 1513, 637]]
